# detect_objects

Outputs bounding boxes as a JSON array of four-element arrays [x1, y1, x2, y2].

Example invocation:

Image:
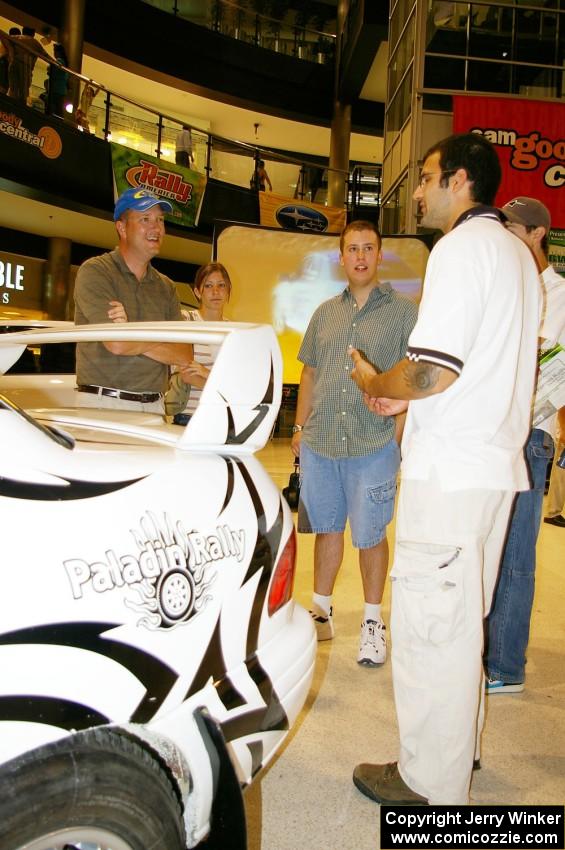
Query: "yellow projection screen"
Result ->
[[215, 223, 431, 385]]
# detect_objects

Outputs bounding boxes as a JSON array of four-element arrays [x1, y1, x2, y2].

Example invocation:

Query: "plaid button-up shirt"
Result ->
[[298, 283, 418, 458]]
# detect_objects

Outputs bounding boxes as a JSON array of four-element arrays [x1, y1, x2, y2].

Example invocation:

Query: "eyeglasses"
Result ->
[[417, 169, 458, 188]]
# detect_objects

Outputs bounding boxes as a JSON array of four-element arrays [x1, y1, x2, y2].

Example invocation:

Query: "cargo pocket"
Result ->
[[391, 542, 465, 646], [366, 477, 397, 528]]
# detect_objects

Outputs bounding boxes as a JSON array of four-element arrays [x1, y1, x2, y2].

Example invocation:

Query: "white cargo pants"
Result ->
[[391, 475, 513, 805]]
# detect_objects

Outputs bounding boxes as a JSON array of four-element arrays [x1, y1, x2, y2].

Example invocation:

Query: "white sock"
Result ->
[[312, 593, 332, 616], [364, 603, 382, 623]]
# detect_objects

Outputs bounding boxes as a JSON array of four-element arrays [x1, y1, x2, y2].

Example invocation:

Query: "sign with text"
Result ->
[[0, 93, 110, 211], [111, 143, 206, 227], [0, 252, 43, 312], [453, 95, 565, 229], [549, 227, 565, 277], [0, 106, 62, 160]]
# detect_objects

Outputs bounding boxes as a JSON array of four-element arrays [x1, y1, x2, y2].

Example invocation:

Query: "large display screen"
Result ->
[[216, 224, 430, 384]]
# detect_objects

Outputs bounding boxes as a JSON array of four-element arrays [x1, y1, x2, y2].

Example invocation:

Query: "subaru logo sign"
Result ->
[[275, 205, 329, 233]]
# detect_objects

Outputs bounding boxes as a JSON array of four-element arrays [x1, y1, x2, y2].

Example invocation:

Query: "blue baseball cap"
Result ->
[[113, 187, 173, 221]]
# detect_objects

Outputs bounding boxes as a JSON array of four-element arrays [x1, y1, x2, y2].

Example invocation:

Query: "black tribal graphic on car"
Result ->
[[0, 456, 290, 777], [224, 356, 275, 444], [186, 457, 289, 777], [0, 475, 145, 500]]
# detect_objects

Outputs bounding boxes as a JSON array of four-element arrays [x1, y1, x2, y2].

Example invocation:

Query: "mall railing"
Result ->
[[140, 0, 337, 65], [0, 28, 360, 216]]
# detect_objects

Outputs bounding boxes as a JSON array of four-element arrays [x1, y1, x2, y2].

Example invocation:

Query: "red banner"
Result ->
[[453, 95, 565, 229]]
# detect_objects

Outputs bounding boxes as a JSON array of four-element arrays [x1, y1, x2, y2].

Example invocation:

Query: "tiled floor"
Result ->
[[244, 438, 565, 850]]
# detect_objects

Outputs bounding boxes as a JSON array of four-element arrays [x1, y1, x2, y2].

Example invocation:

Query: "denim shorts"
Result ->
[[297, 440, 400, 549]]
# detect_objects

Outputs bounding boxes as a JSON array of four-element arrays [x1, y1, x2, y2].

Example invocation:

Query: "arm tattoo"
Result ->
[[404, 361, 440, 393]]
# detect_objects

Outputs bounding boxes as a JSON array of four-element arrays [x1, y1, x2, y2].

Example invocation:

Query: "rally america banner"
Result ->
[[258, 191, 346, 234], [110, 143, 206, 227], [452, 95, 565, 230]]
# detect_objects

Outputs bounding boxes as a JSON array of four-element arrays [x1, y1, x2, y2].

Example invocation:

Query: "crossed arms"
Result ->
[[104, 300, 193, 367]]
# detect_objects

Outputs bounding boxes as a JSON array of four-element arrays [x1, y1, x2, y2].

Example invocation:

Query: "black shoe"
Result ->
[[173, 413, 192, 426], [544, 515, 565, 527]]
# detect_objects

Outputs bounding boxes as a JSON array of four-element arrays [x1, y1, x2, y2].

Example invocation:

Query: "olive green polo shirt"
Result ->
[[74, 248, 183, 393], [298, 283, 418, 458]]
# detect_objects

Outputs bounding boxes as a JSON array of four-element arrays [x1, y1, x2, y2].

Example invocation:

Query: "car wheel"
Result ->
[[0, 729, 186, 850]]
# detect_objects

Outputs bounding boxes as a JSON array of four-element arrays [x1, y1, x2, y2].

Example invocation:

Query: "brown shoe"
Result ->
[[353, 761, 428, 805]]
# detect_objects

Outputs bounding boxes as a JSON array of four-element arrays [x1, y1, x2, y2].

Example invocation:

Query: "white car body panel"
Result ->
[[0, 320, 316, 848]]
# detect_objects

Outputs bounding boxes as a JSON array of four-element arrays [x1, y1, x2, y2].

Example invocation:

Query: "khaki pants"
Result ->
[[76, 390, 164, 416]]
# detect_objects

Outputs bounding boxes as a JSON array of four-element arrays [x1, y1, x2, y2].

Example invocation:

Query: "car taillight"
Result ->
[[268, 527, 296, 615]]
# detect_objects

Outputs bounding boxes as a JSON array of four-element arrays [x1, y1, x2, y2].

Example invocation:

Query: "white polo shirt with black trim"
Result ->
[[401, 209, 540, 492]]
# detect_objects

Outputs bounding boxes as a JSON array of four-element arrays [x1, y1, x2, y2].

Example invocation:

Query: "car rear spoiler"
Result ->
[[0, 321, 282, 453]]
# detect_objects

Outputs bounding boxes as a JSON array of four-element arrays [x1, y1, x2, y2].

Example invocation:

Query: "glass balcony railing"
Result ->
[[0, 27, 354, 214], [140, 0, 337, 64]]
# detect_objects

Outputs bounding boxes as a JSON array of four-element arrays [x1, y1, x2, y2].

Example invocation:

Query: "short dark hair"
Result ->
[[423, 132, 501, 205], [22, 26, 35, 36], [54, 43, 67, 62], [8, 27, 21, 36], [194, 262, 232, 299], [340, 220, 382, 254]]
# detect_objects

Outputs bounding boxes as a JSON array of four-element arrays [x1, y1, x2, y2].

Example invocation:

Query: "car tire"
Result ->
[[0, 728, 186, 850]]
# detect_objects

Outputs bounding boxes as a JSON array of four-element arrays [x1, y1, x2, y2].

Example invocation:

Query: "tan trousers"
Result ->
[[76, 390, 164, 416]]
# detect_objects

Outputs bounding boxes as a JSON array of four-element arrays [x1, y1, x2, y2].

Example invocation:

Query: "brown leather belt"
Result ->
[[77, 384, 163, 403]]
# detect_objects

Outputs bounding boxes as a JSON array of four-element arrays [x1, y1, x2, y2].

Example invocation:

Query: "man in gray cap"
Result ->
[[486, 195, 565, 695], [74, 187, 193, 413]]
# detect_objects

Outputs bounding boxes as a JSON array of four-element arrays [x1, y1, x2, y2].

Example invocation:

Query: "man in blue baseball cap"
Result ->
[[112, 186, 174, 222], [74, 186, 192, 413]]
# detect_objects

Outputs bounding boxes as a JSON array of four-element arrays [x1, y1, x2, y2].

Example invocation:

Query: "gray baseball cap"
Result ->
[[502, 197, 551, 230]]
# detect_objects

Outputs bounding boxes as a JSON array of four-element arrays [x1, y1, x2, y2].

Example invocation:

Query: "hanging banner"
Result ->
[[258, 191, 346, 234], [452, 95, 565, 229], [0, 93, 110, 210], [549, 227, 565, 277], [110, 143, 206, 227]]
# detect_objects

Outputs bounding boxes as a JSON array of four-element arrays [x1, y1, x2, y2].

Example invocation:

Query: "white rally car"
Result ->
[[0, 321, 316, 850]]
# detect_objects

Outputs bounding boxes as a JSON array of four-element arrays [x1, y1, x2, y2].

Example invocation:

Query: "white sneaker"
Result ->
[[309, 602, 334, 641], [357, 619, 386, 666]]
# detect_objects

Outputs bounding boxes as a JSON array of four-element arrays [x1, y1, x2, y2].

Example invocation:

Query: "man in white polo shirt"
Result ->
[[348, 133, 540, 806]]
